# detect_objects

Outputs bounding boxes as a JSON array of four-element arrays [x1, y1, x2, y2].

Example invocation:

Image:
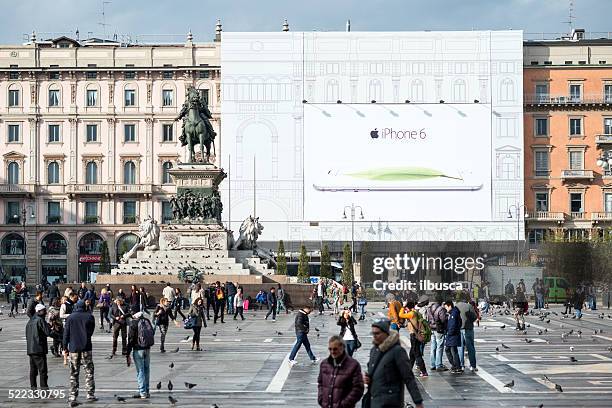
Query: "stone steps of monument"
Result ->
[[136, 250, 229, 259], [124, 259, 242, 268], [117, 262, 246, 271]]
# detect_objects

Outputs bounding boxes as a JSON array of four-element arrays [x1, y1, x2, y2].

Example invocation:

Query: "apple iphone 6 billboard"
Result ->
[[221, 31, 524, 242], [303, 103, 491, 221]]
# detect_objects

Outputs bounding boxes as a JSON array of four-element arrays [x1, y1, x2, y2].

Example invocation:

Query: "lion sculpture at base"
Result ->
[[120, 216, 161, 263], [233, 215, 263, 250]]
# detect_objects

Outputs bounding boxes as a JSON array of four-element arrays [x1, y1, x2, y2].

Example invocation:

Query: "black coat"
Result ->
[[63, 302, 95, 352], [337, 315, 359, 340], [444, 306, 462, 347], [26, 298, 43, 318], [110, 302, 129, 326], [295, 309, 310, 334], [363, 331, 423, 408], [26, 314, 53, 355]]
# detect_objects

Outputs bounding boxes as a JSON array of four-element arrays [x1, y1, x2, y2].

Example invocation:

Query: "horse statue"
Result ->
[[233, 215, 264, 250], [120, 216, 161, 263], [175, 86, 216, 163]]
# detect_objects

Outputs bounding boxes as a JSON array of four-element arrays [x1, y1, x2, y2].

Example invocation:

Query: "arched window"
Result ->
[[500, 78, 514, 101], [1, 233, 25, 255], [411, 80, 424, 102], [47, 162, 60, 184], [162, 161, 173, 184], [85, 162, 98, 184], [453, 79, 467, 102], [41, 233, 67, 255], [7, 162, 19, 184], [326, 79, 339, 102], [368, 80, 382, 102], [124, 161, 136, 184], [78, 233, 103, 255]]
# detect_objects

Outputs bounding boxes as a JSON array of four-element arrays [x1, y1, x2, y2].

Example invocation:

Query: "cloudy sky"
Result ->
[[2, 0, 610, 43]]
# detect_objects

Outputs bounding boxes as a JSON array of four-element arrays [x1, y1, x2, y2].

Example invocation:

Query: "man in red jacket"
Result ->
[[317, 335, 364, 408]]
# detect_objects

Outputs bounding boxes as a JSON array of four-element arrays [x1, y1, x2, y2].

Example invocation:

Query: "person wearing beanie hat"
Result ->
[[362, 318, 424, 408], [26, 300, 54, 390]]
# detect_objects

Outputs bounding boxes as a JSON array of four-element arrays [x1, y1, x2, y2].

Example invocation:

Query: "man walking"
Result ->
[[362, 318, 424, 408], [110, 297, 129, 358], [265, 287, 278, 321], [63, 300, 97, 407], [226, 281, 237, 315], [126, 306, 155, 399], [289, 306, 318, 366], [456, 295, 478, 372], [162, 283, 175, 307], [317, 335, 364, 408], [26, 304, 54, 390], [426, 299, 448, 372], [443, 301, 462, 374], [213, 281, 226, 324]]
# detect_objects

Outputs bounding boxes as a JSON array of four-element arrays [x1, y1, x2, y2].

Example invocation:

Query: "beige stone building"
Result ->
[[0, 27, 221, 285]]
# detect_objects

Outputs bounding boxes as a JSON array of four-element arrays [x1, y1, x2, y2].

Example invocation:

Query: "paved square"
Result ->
[[1, 302, 612, 407]]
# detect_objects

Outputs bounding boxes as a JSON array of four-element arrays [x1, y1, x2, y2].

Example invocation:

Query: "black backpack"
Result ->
[[137, 317, 155, 348]]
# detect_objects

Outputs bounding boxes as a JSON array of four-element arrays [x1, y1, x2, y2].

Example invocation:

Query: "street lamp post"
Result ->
[[342, 203, 364, 266], [368, 219, 393, 241], [508, 204, 527, 265]]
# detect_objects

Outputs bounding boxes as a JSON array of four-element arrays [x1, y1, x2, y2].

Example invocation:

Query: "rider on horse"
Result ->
[[175, 87, 216, 161]]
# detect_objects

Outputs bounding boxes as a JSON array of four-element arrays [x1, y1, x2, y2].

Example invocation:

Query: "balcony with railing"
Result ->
[[527, 211, 565, 222], [592, 212, 612, 221], [5, 215, 21, 225], [84, 216, 99, 224], [123, 215, 137, 224], [0, 184, 36, 195], [561, 169, 594, 180], [569, 212, 587, 221], [65, 184, 153, 195], [525, 94, 612, 107], [595, 134, 612, 145]]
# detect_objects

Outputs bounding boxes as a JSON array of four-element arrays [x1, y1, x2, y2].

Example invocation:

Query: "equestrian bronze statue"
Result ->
[[175, 86, 217, 163]]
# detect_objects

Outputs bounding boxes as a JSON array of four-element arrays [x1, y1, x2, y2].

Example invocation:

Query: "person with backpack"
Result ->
[[443, 300, 462, 374], [426, 300, 448, 372], [399, 301, 429, 377], [187, 297, 207, 351], [456, 295, 478, 372], [126, 306, 155, 399]]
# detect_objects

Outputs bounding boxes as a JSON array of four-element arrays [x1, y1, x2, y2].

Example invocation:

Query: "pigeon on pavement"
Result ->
[[185, 382, 197, 389], [501, 343, 510, 349], [168, 380, 174, 391], [156, 381, 162, 390], [171, 347, 179, 353], [169, 395, 178, 405], [504, 380, 514, 388], [114, 395, 126, 402], [555, 383, 563, 392], [169, 362, 175, 368]]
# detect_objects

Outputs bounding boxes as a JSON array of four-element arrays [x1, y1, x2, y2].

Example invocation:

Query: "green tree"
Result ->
[[297, 244, 310, 283], [342, 242, 353, 286], [320, 244, 331, 279], [99, 241, 111, 274], [276, 240, 287, 275]]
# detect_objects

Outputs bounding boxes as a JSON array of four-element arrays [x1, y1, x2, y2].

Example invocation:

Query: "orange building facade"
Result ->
[[523, 37, 612, 244]]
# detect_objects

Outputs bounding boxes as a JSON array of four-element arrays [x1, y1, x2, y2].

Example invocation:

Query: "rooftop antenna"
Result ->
[[562, 0, 575, 36], [97, 0, 112, 39], [346, 19, 351, 32]]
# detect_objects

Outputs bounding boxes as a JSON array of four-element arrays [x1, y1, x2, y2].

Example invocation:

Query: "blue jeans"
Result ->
[[227, 295, 235, 314], [458, 329, 476, 369], [289, 332, 316, 361], [345, 340, 356, 356], [359, 304, 366, 318], [133, 349, 150, 397], [575, 308, 583, 319], [536, 294, 544, 309], [430, 331, 445, 368]]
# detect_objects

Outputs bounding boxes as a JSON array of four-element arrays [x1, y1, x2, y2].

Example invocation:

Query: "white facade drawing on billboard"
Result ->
[[220, 31, 524, 242]]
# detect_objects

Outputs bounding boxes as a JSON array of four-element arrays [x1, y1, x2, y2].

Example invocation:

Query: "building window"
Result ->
[[162, 71, 173, 79], [6, 202, 21, 224], [8, 124, 20, 142], [535, 84, 549, 102], [162, 89, 173, 106], [411, 80, 424, 102], [198, 89, 209, 105], [162, 201, 173, 224], [9, 71, 19, 80], [85, 162, 98, 184], [123, 201, 136, 224], [528, 229, 547, 244], [535, 192, 549, 212], [124, 161, 136, 184], [85, 202, 98, 224], [535, 118, 548, 136], [534, 150, 549, 177], [162, 124, 173, 142], [500, 78, 514, 101], [47, 202, 61, 224], [124, 71, 135, 79], [569, 84, 582, 101], [368, 80, 382, 102], [47, 162, 60, 184], [199, 70, 210, 79], [569, 150, 584, 170], [570, 192, 583, 213], [48, 124, 60, 142], [86, 71, 97, 79], [569, 118, 582, 136], [86, 89, 97, 107], [604, 193, 612, 213], [452, 79, 466, 102], [605, 84, 612, 103], [325, 80, 339, 102], [604, 118, 612, 134], [8, 89, 20, 107], [48, 89, 60, 106], [8, 162, 19, 184], [162, 161, 173, 184], [124, 124, 136, 142], [86, 124, 98, 142], [49, 72, 60, 80], [124, 89, 136, 106]]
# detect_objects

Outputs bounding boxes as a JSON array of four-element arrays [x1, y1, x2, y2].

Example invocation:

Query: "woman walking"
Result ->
[[173, 288, 187, 320], [233, 287, 245, 320], [337, 309, 360, 356], [154, 297, 172, 352], [187, 297, 207, 351], [98, 287, 112, 332]]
